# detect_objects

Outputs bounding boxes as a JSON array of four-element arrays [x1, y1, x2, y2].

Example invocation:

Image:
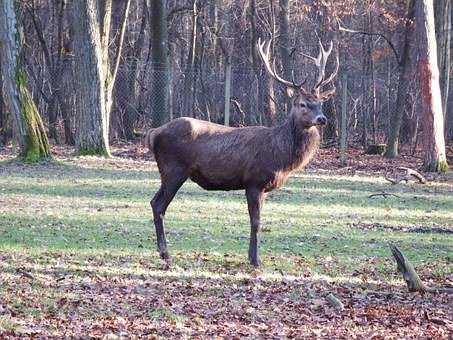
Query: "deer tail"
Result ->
[[143, 127, 163, 154]]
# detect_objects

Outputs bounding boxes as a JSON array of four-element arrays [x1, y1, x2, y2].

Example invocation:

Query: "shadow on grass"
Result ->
[[2, 160, 452, 214], [1, 212, 452, 264]]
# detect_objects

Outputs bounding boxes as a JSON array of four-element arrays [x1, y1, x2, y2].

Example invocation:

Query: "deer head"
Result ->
[[257, 38, 339, 128]]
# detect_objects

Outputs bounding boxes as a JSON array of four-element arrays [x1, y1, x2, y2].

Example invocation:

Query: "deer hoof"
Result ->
[[160, 250, 171, 260], [249, 256, 261, 268]]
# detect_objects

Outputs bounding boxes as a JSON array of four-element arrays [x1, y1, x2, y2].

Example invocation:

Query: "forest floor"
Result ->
[[0, 143, 452, 338]]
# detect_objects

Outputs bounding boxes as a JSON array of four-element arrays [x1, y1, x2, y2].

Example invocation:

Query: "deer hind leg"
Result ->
[[246, 187, 266, 267], [151, 171, 187, 261]]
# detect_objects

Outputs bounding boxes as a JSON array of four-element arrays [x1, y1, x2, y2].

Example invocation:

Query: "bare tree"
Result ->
[[385, 0, 416, 158], [416, 0, 449, 172], [150, 0, 170, 127], [73, 0, 130, 155], [0, 0, 50, 161]]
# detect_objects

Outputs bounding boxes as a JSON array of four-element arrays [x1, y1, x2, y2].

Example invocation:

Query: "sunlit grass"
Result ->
[[1, 157, 452, 278]]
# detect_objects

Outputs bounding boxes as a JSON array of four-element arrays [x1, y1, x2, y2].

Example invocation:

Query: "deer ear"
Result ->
[[286, 87, 295, 98]]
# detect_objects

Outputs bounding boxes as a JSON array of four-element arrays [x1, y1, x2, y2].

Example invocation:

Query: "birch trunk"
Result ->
[[416, 0, 449, 172], [0, 0, 50, 161]]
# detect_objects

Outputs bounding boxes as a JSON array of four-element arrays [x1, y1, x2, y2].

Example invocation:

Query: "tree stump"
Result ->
[[366, 144, 387, 155]]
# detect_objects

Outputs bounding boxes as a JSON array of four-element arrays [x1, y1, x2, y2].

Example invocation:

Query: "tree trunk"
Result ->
[[0, 61, 5, 146], [123, 0, 147, 140], [59, 1, 76, 145], [248, 0, 260, 125], [150, 0, 170, 127], [416, 0, 449, 172], [181, 0, 198, 119], [435, 0, 451, 139], [73, 0, 114, 156], [0, 0, 50, 161], [73, 0, 111, 155], [223, 59, 232, 126], [385, 0, 415, 158], [361, 25, 370, 150], [278, 0, 292, 115], [340, 74, 348, 166]]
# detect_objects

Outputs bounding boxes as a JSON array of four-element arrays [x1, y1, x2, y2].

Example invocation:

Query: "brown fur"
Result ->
[[152, 116, 319, 192]]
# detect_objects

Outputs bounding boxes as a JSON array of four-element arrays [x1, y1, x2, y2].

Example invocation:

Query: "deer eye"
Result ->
[[299, 103, 306, 108]]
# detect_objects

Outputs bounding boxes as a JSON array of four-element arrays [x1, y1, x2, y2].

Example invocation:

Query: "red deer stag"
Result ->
[[148, 38, 339, 267]]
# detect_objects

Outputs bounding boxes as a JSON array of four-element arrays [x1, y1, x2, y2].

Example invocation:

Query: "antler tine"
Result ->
[[318, 51, 339, 90], [301, 39, 337, 95], [313, 40, 333, 92], [257, 38, 299, 88]]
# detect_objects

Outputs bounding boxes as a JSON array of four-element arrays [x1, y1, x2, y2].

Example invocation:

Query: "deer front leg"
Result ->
[[246, 187, 265, 267]]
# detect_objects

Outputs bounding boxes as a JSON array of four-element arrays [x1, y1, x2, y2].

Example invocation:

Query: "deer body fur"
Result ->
[[150, 117, 320, 192], [150, 38, 338, 267]]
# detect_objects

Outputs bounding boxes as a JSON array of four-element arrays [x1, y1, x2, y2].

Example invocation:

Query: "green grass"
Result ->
[[0, 155, 452, 337], [0, 157, 452, 275]]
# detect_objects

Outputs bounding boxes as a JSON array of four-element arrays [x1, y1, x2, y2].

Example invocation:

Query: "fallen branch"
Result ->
[[397, 167, 427, 184], [384, 167, 427, 185], [390, 245, 453, 294], [369, 192, 401, 199], [325, 293, 344, 311], [384, 176, 400, 185], [17, 268, 35, 280]]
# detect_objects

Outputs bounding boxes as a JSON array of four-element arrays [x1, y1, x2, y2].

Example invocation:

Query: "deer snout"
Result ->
[[315, 115, 327, 126]]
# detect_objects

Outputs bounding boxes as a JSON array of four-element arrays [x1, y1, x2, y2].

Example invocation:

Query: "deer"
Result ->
[[148, 38, 339, 267]]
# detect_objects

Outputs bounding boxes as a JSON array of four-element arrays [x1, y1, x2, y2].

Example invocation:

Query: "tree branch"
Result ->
[[26, 4, 53, 70], [111, 0, 131, 89], [336, 19, 401, 64]]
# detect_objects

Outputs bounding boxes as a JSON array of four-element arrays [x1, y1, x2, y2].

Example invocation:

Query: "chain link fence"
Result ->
[[22, 58, 397, 145], [23, 62, 291, 139]]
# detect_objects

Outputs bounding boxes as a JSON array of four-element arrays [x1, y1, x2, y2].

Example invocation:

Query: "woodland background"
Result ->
[[0, 0, 452, 170]]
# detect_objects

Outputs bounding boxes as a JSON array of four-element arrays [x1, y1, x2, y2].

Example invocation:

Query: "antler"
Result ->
[[300, 39, 339, 95], [257, 38, 302, 89]]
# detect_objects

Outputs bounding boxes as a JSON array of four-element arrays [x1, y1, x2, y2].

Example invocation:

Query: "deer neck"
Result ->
[[272, 115, 320, 171]]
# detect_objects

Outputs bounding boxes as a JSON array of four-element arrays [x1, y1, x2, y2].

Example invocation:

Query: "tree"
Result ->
[[72, 0, 130, 155], [435, 0, 451, 123], [150, 0, 170, 127], [0, 62, 5, 146], [385, 0, 416, 158], [0, 0, 50, 161], [278, 0, 292, 115], [416, 0, 449, 172], [117, 0, 148, 140]]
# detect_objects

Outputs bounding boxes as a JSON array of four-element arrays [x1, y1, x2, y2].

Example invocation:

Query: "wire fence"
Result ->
[[22, 59, 398, 145], [23, 59, 300, 139]]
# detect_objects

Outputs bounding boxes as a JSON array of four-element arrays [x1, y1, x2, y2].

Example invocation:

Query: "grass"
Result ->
[[0, 155, 452, 337], [1, 157, 451, 272]]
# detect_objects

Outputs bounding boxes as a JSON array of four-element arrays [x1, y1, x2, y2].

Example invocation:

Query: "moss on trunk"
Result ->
[[16, 71, 50, 162], [77, 145, 110, 157], [423, 158, 449, 172]]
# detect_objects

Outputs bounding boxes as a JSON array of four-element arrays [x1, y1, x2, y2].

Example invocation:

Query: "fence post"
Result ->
[[224, 59, 232, 126], [340, 73, 348, 166]]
